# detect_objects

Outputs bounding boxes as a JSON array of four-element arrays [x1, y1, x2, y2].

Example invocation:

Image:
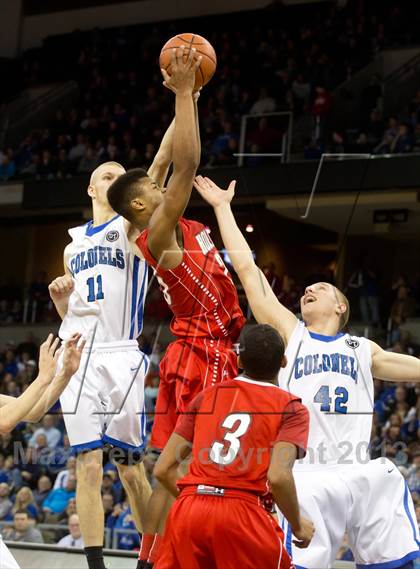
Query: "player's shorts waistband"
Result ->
[[82, 340, 140, 353], [179, 485, 261, 505], [173, 337, 234, 348]]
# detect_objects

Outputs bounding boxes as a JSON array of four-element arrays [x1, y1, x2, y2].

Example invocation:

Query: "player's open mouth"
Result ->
[[304, 296, 317, 305]]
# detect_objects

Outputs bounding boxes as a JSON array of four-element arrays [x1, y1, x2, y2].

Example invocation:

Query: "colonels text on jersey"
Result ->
[[136, 218, 245, 340]]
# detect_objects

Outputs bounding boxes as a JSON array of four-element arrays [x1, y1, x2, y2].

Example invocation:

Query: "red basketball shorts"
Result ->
[[155, 487, 293, 569], [150, 337, 237, 451]]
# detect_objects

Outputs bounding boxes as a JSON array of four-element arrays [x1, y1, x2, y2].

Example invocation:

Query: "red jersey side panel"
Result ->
[[175, 377, 309, 495], [136, 218, 245, 340]]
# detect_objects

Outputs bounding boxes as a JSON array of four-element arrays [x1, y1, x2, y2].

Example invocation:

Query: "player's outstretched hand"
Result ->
[[292, 517, 315, 549], [161, 46, 202, 95], [49, 274, 74, 300], [61, 333, 85, 379], [193, 175, 236, 208], [38, 334, 62, 382]]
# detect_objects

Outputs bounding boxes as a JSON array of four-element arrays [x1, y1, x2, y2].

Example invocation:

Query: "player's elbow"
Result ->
[[267, 466, 293, 492], [153, 461, 170, 484], [173, 153, 200, 174], [0, 420, 13, 435]]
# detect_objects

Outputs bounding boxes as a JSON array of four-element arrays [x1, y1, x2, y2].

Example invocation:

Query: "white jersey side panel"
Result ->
[[278, 321, 374, 466], [59, 215, 148, 343]]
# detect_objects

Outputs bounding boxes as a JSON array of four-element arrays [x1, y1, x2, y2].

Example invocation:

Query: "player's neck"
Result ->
[[306, 319, 340, 337], [92, 205, 117, 227]]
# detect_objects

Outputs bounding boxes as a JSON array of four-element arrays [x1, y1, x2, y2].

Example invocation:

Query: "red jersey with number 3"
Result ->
[[175, 376, 309, 494], [136, 218, 245, 340]]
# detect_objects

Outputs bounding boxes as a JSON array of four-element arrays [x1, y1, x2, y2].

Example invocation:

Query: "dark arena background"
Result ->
[[0, 0, 419, 567]]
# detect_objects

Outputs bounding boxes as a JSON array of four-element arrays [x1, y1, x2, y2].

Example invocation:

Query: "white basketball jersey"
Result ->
[[59, 215, 148, 343], [278, 321, 374, 466]]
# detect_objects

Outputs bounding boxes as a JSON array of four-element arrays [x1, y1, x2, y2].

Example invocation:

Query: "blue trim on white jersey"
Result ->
[[129, 256, 140, 339], [308, 330, 345, 342], [102, 434, 145, 452], [286, 523, 292, 556], [85, 214, 120, 236], [295, 566, 308, 569], [355, 550, 420, 569], [70, 440, 103, 453], [404, 482, 420, 547], [136, 264, 147, 336]]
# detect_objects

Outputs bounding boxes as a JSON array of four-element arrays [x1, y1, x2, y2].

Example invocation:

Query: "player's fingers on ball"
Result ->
[[170, 48, 177, 69], [79, 339, 86, 352], [186, 46, 195, 65], [193, 55, 202, 71]]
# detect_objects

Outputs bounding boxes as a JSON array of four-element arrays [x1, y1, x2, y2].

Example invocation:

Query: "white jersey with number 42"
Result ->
[[59, 215, 148, 343], [278, 321, 374, 466]]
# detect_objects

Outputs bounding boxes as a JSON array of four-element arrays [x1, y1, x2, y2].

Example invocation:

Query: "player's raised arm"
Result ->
[[370, 341, 420, 382], [194, 176, 298, 342], [147, 89, 201, 190], [146, 48, 201, 269], [0, 334, 84, 432], [147, 118, 175, 188]]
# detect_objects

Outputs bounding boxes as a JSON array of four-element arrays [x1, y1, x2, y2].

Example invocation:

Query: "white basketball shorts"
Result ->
[[0, 537, 20, 569], [277, 458, 420, 568], [59, 340, 148, 453]]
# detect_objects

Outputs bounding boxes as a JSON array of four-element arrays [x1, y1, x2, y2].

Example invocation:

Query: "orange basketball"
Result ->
[[159, 33, 217, 91]]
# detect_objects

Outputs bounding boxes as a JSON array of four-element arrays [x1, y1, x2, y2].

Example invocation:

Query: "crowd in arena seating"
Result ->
[[1, 1, 419, 181]]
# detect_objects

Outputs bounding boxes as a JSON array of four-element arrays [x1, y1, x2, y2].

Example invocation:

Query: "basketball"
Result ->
[[159, 33, 217, 91]]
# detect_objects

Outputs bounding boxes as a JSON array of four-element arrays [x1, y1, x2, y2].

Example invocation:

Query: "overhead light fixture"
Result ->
[[245, 224, 254, 233]]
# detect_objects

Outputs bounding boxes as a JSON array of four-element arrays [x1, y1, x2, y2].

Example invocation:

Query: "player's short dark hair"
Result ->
[[238, 324, 285, 381], [107, 168, 149, 222]]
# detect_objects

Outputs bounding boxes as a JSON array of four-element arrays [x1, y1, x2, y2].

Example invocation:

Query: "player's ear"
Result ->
[[280, 355, 287, 369], [87, 184, 96, 199], [336, 302, 347, 317], [237, 355, 244, 372], [131, 197, 146, 212]]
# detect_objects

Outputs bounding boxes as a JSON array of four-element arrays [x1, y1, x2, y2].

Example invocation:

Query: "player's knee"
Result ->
[[117, 464, 139, 488], [77, 454, 103, 486]]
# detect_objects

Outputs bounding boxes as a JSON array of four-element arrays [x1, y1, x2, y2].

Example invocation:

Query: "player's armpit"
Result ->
[[370, 340, 420, 382], [154, 433, 192, 497], [240, 266, 298, 343]]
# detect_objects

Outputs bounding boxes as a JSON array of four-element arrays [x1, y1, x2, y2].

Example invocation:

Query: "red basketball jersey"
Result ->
[[175, 376, 309, 494], [136, 218, 245, 340]]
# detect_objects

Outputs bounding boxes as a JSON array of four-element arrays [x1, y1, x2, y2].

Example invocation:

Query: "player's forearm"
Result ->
[[0, 373, 55, 433], [269, 469, 302, 532], [148, 118, 175, 187], [194, 97, 201, 161], [173, 92, 200, 174], [51, 297, 69, 320], [373, 351, 420, 382], [214, 202, 256, 275], [154, 465, 180, 498], [25, 372, 71, 423]]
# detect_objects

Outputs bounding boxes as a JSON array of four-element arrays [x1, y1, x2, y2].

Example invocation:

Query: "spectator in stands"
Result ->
[[392, 123, 413, 153], [57, 497, 77, 525], [57, 513, 84, 548], [102, 493, 115, 526], [54, 456, 76, 489], [28, 270, 50, 322], [33, 475, 53, 509], [101, 470, 122, 504], [29, 414, 62, 449], [390, 285, 417, 342], [250, 87, 276, 115], [0, 454, 23, 491], [0, 155, 16, 181], [312, 85, 332, 139], [348, 266, 380, 326], [42, 474, 76, 516], [0, 483, 13, 520], [112, 500, 139, 550], [407, 453, 420, 494], [77, 146, 100, 173], [2, 510, 44, 544], [37, 150, 56, 180], [56, 149, 72, 179], [68, 133, 87, 162], [291, 73, 311, 115], [12, 486, 40, 521]]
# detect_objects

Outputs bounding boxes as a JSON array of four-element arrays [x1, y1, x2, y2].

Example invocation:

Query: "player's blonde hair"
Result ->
[[90, 161, 125, 185], [335, 287, 350, 329]]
